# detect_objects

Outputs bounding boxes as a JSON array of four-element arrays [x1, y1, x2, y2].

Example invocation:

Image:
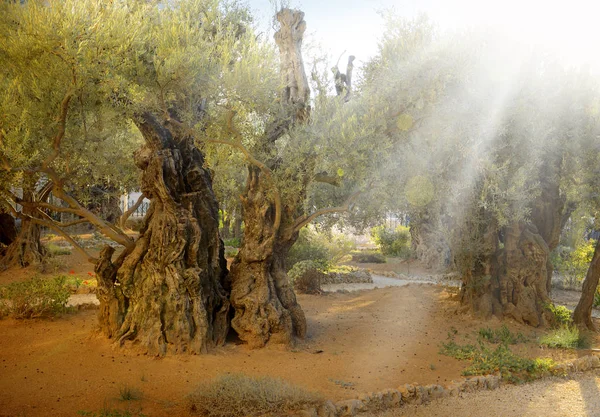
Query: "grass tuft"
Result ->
[[539, 326, 590, 349], [188, 374, 322, 417], [477, 325, 527, 344], [118, 385, 142, 401]]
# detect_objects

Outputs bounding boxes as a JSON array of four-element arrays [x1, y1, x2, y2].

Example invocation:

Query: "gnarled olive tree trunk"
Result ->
[[229, 167, 306, 348], [229, 8, 309, 348], [95, 113, 229, 355], [2, 189, 46, 268], [462, 221, 552, 326]]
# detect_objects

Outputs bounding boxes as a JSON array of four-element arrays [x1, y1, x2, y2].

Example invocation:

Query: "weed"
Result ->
[[188, 374, 322, 417], [477, 325, 527, 344], [118, 385, 142, 401], [539, 326, 590, 349], [440, 333, 554, 384], [350, 251, 386, 264]]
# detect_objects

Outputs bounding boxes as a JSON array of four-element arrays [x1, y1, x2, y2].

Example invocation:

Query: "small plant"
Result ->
[[0, 276, 70, 319], [539, 326, 590, 349], [477, 325, 527, 344], [223, 237, 241, 248], [544, 303, 573, 327], [288, 260, 326, 294], [224, 247, 238, 258], [440, 332, 554, 383], [188, 374, 322, 417], [594, 290, 600, 308], [118, 385, 142, 401]]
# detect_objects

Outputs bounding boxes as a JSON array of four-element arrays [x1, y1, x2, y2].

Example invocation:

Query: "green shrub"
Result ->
[[287, 228, 355, 270], [188, 374, 322, 417], [224, 247, 238, 258], [539, 326, 590, 349], [0, 276, 70, 319], [594, 290, 600, 308], [371, 225, 411, 257], [544, 303, 573, 327], [350, 250, 386, 263], [477, 325, 527, 345], [223, 237, 241, 248], [46, 242, 72, 256], [288, 260, 325, 294]]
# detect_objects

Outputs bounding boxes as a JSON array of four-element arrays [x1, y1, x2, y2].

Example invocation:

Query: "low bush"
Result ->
[[288, 260, 326, 294], [46, 242, 72, 256], [188, 374, 322, 417], [118, 385, 142, 401], [371, 225, 412, 257], [0, 275, 70, 319], [539, 326, 590, 349], [287, 228, 355, 270], [544, 303, 573, 327], [350, 250, 386, 263]]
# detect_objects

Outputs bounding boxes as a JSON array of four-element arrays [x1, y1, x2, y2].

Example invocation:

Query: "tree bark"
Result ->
[[229, 8, 310, 348], [95, 113, 229, 355], [2, 189, 46, 268], [462, 222, 552, 326], [573, 238, 600, 330], [229, 167, 306, 348]]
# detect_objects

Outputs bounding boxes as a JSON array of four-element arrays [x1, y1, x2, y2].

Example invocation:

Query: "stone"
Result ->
[[317, 400, 337, 417], [335, 399, 364, 416]]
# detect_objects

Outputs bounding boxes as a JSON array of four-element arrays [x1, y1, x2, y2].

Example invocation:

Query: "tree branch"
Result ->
[[119, 193, 145, 230], [287, 189, 362, 235]]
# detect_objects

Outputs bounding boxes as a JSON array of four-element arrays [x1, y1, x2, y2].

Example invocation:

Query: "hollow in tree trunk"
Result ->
[[229, 167, 306, 348], [573, 238, 600, 331], [2, 189, 46, 268], [95, 113, 229, 355]]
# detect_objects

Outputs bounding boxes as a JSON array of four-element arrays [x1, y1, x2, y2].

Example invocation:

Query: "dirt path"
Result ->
[[366, 370, 600, 417]]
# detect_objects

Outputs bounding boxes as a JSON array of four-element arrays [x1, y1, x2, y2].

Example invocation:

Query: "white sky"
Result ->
[[246, 0, 600, 67]]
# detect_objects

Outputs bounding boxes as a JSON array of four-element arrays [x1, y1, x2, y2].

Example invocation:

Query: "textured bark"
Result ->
[[463, 222, 551, 326], [573, 238, 600, 330], [229, 8, 310, 348], [274, 8, 310, 123], [95, 113, 229, 355], [229, 167, 306, 348], [2, 190, 46, 268]]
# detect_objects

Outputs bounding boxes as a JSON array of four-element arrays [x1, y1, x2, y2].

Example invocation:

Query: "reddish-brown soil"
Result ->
[[0, 240, 598, 416]]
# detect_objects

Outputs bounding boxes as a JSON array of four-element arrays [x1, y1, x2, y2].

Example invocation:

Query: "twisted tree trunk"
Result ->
[[229, 8, 309, 347], [95, 113, 229, 355], [229, 167, 306, 348], [2, 188, 46, 268], [463, 222, 551, 326]]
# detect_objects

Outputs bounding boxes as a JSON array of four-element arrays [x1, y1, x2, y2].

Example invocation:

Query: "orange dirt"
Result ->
[[0, 242, 597, 416]]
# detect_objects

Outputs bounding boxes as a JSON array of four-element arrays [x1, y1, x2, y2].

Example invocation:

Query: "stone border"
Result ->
[[294, 355, 600, 417]]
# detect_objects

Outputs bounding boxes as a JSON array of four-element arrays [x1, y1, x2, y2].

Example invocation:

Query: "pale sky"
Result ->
[[247, 0, 600, 68]]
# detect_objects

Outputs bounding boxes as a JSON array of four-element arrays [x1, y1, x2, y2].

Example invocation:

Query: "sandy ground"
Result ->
[[1, 242, 599, 416], [367, 370, 600, 417]]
